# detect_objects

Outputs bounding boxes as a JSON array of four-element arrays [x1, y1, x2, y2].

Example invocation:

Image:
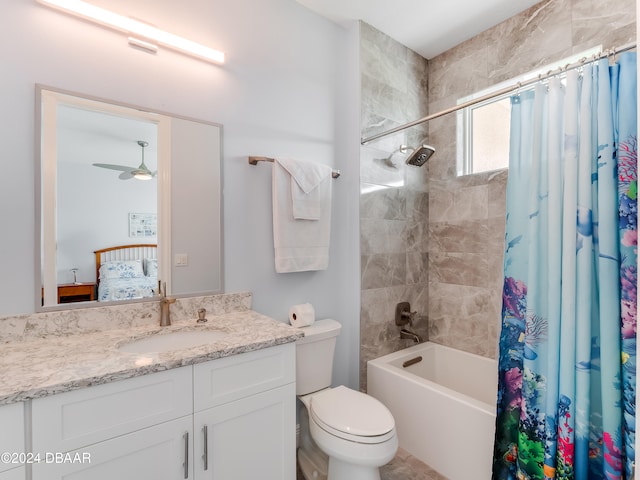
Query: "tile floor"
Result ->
[[380, 448, 447, 480], [297, 448, 447, 480]]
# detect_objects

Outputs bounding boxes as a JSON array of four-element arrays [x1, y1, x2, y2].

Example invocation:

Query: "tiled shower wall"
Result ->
[[427, 0, 636, 358], [359, 23, 430, 389], [359, 0, 636, 388]]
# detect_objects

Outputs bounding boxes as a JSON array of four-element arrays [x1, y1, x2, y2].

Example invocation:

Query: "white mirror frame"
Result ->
[[35, 86, 173, 310]]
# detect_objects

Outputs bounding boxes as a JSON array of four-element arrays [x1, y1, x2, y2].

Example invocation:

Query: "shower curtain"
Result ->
[[492, 52, 637, 480]]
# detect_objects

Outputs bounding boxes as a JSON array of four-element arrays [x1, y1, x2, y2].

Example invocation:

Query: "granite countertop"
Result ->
[[0, 310, 303, 405]]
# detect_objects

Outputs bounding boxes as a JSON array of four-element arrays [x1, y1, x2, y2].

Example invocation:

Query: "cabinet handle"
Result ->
[[202, 424, 209, 471], [183, 432, 189, 479]]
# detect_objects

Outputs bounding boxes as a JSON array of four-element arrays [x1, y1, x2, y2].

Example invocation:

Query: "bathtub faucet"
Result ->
[[400, 328, 422, 344]]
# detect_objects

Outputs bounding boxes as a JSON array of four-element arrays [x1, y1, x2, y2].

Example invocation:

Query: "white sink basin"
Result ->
[[118, 330, 228, 354]]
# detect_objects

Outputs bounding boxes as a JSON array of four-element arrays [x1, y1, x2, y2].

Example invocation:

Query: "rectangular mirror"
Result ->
[[36, 86, 223, 310]]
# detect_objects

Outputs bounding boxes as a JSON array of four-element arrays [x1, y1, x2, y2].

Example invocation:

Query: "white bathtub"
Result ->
[[367, 342, 498, 480]]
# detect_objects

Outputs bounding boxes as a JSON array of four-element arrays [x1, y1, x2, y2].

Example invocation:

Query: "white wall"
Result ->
[[170, 117, 221, 296], [0, 0, 360, 388], [57, 130, 158, 284]]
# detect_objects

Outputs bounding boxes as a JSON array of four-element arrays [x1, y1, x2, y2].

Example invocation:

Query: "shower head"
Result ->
[[402, 144, 435, 167]]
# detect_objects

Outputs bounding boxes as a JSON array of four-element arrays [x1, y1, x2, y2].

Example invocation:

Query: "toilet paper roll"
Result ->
[[289, 303, 315, 328]]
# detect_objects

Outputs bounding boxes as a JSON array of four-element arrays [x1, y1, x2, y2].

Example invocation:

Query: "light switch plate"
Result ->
[[174, 253, 189, 266]]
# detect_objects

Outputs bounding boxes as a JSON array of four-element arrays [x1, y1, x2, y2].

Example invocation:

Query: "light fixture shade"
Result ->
[[133, 171, 153, 181], [38, 0, 225, 64]]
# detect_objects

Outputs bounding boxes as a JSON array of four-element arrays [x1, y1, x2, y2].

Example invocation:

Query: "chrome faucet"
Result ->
[[400, 328, 422, 344], [159, 282, 176, 327]]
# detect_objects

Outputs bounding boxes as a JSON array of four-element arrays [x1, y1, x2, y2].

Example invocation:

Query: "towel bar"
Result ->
[[248, 156, 341, 178]]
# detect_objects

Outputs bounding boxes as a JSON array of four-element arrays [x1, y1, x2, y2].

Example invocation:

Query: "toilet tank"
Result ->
[[296, 319, 342, 395]]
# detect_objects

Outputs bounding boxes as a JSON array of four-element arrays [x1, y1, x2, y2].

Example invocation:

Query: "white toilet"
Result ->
[[296, 319, 398, 480]]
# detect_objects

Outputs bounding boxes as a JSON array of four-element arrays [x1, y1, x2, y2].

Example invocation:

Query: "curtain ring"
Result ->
[[577, 57, 586, 77], [537, 73, 547, 91], [604, 48, 612, 61]]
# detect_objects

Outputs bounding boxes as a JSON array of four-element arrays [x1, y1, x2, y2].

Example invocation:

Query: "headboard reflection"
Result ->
[[94, 244, 158, 302]]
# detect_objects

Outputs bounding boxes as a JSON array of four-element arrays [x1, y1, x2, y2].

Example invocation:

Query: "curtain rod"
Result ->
[[361, 42, 636, 145]]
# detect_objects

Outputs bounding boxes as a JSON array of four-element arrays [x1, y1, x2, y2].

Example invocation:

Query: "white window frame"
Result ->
[[456, 46, 602, 177]]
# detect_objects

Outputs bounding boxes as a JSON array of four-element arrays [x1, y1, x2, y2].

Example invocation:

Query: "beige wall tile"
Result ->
[[359, 0, 636, 379], [426, 0, 635, 360], [360, 21, 431, 388], [429, 252, 489, 287], [429, 220, 489, 254]]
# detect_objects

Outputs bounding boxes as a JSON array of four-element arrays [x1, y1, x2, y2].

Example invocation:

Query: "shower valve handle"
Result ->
[[402, 310, 417, 323], [395, 302, 417, 326]]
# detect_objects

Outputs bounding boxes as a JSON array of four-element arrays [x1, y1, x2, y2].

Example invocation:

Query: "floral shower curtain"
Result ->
[[492, 52, 637, 480]]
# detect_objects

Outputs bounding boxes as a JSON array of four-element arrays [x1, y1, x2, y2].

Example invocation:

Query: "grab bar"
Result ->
[[248, 156, 341, 178], [402, 356, 422, 368]]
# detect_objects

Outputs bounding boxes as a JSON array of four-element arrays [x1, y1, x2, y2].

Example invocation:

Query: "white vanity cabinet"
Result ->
[[192, 344, 296, 479], [0, 403, 26, 479], [30, 342, 296, 480]]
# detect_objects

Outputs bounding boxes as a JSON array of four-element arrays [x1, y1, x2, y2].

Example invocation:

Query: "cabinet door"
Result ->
[[0, 403, 25, 473], [194, 383, 296, 480], [0, 466, 25, 480], [32, 416, 193, 480]]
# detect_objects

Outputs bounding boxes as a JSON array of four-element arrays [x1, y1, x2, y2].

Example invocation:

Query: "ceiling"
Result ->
[[57, 104, 157, 167], [295, 0, 542, 59]]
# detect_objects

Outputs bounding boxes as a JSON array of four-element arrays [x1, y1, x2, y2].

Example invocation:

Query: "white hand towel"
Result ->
[[275, 157, 333, 220], [272, 159, 333, 273]]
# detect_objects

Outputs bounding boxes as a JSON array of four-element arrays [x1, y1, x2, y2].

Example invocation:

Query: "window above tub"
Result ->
[[456, 46, 602, 177]]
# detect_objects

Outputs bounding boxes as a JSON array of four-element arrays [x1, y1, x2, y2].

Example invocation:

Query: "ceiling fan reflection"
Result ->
[[92, 140, 156, 180]]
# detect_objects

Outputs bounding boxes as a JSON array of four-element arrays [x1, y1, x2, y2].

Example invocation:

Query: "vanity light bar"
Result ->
[[38, 0, 225, 65], [127, 36, 158, 54]]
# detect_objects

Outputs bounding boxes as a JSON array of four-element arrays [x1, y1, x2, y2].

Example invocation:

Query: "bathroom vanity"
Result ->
[[0, 296, 301, 480]]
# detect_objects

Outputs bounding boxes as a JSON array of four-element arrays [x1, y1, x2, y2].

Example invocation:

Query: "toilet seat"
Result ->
[[310, 386, 395, 444]]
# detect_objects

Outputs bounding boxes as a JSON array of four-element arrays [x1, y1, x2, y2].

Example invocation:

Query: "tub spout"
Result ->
[[400, 328, 422, 343]]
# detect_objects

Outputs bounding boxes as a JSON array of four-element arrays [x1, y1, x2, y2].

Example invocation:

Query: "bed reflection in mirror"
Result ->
[[94, 244, 158, 303], [37, 86, 223, 310]]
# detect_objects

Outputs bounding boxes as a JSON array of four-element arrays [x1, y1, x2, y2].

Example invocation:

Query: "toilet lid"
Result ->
[[310, 386, 395, 442]]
